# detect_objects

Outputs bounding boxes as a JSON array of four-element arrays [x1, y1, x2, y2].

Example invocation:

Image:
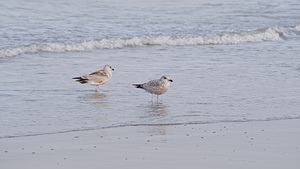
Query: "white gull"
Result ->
[[73, 65, 114, 92], [133, 75, 173, 102]]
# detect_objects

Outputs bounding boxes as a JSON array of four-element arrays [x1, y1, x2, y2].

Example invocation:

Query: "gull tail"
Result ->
[[132, 84, 143, 89], [73, 77, 88, 84]]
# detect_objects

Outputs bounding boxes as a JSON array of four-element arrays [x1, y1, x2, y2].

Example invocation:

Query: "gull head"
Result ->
[[104, 65, 114, 71], [161, 75, 173, 82]]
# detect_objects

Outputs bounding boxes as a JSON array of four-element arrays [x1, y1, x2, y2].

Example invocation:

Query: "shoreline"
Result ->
[[2, 116, 300, 139], [1, 119, 300, 169]]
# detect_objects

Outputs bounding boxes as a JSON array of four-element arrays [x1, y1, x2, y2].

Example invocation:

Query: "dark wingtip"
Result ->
[[73, 77, 88, 84], [77, 79, 88, 84], [133, 84, 143, 88]]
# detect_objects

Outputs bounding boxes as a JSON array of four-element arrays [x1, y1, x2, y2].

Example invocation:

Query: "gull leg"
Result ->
[[152, 94, 154, 103], [157, 95, 159, 103]]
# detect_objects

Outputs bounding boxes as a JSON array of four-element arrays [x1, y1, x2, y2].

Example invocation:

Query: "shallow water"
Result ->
[[1, 0, 300, 138]]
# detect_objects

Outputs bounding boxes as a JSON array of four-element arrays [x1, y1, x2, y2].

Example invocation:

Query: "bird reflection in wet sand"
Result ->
[[149, 102, 169, 117], [144, 102, 170, 136], [80, 93, 111, 107]]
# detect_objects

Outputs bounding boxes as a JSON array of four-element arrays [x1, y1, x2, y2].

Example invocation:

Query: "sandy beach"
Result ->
[[1, 119, 299, 169]]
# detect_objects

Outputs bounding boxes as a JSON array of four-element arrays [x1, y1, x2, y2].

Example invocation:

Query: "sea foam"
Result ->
[[0, 26, 297, 58]]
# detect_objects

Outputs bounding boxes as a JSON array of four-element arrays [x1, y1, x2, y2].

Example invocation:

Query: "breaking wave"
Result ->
[[1, 26, 298, 58]]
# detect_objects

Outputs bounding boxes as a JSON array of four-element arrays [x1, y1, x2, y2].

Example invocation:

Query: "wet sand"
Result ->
[[1, 119, 300, 169]]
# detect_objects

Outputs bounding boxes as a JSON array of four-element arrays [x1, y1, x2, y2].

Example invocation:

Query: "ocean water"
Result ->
[[0, 0, 300, 138]]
